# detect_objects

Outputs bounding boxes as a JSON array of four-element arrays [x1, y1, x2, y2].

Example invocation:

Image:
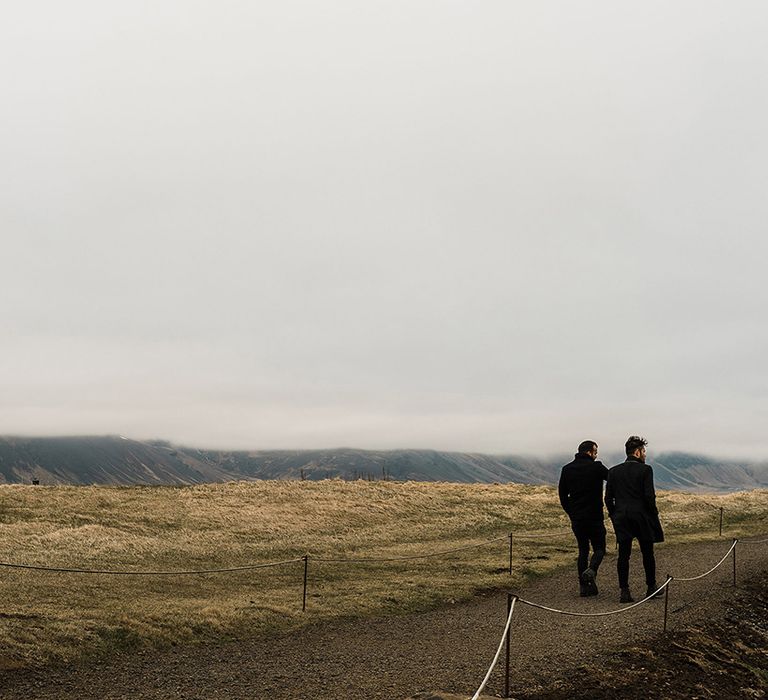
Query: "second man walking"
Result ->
[[558, 440, 609, 596]]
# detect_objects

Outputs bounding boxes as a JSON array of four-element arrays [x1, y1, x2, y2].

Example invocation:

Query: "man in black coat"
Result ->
[[605, 435, 664, 603], [558, 440, 609, 596]]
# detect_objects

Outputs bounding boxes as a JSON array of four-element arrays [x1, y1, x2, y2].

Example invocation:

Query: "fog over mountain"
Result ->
[[3, 3, 768, 458], [1, 436, 766, 493]]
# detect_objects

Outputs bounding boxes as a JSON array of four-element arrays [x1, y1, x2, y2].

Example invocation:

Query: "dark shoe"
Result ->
[[580, 583, 591, 597], [646, 584, 663, 599], [581, 568, 598, 595], [619, 587, 634, 603]]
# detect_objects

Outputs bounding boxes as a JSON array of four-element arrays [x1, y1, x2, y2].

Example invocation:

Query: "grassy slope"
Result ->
[[0, 481, 766, 669]]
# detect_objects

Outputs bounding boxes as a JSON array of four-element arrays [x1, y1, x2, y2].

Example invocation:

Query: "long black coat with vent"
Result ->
[[605, 457, 664, 543]]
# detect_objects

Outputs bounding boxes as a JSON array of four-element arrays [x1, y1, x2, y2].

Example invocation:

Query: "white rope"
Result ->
[[675, 539, 738, 581], [515, 579, 671, 617], [470, 596, 516, 700], [511, 531, 571, 540], [738, 536, 768, 544], [663, 512, 711, 521], [467, 537, 753, 694]]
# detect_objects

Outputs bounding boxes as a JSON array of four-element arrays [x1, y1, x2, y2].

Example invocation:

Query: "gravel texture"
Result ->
[[0, 536, 765, 699]]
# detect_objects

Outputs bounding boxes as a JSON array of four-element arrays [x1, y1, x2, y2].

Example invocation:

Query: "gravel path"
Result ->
[[1, 536, 766, 700]]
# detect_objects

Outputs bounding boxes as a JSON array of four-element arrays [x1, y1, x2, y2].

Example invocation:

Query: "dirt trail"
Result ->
[[1, 537, 766, 700]]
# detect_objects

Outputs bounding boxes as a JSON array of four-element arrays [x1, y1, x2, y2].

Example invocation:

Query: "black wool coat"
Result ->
[[558, 454, 609, 522], [605, 456, 664, 543]]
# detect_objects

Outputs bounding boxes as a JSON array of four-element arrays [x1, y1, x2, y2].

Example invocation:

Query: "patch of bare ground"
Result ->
[[1, 482, 765, 669], [0, 537, 766, 699], [504, 576, 768, 700]]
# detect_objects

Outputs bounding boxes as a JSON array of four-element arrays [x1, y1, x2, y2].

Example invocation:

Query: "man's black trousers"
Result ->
[[617, 538, 656, 588], [570, 519, 606, 579]]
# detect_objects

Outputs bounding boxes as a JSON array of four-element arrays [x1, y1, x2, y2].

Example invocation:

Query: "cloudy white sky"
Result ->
[[2, 2, 767, 458]]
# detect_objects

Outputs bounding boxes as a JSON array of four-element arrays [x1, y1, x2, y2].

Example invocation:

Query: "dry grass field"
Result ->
[[0, 480, 766, 669]]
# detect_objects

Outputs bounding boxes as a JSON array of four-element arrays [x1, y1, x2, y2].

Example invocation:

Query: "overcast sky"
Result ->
[[2, 2, 767, 458]]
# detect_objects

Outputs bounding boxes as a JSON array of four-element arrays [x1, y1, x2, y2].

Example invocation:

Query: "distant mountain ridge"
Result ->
[[0, 436, 766, 493]]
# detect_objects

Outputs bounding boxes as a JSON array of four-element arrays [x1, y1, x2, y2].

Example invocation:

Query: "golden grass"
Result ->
[[0, 480, 766, 668]]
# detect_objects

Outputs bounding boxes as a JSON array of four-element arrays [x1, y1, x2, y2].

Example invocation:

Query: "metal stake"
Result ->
[[508, 533, 513, 575], [719, 507, 724, 537], [732, 539, 737, 587], [302, 555, 309, 612], [663, 575, 671, 633], [504, 593, 513, 699]]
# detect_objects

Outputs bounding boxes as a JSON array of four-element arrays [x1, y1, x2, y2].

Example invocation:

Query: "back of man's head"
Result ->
[[578, 440, 597, 455], [625, 435, 648, 456]]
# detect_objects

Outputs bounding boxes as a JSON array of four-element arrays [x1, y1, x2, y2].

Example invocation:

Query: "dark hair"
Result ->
[[578, 440, 597, 454], [625, 435, 648, 455]]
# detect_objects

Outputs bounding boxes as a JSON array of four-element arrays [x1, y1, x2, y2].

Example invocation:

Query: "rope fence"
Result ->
[[472, 535, 764, 699], [470, 596, 516, 700], [505, 530, 571, 539], [512, 578, 672, 617], [660, 503, 726, 535], [0, 504, 758, 615], [0, 532, 516, 613], [0, 558, 304, 576], [0, 500, 765, 699], [674, 539, 738, 581], [312, 535, 509, 563], [739, 536, 768, 544]]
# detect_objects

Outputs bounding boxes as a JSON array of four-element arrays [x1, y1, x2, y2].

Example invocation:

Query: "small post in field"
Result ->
[[302, 555, 309, 612], [508, 533, 513, 575], [732, 540, 737, 587], [663, 574, 671, 633], [718, 507, 723, 536]]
